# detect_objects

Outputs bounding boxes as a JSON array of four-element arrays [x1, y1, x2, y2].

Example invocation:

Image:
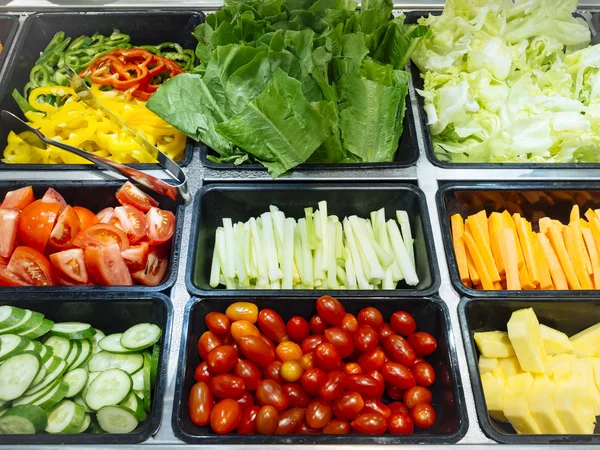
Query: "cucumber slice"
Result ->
[[24, 358, 67, 397], [44, 336, 71, 360], [73, 413, 91, 434], [31, 365, 47, 387], [90, 329, 106, 356], [12, 312, 44, 336], [45, 400, 85, 434], [51, 323, 95, 340], [70, 339, 92, 370], [40, 345, 53, 364], [16, 381, 68, 410], [142, 353, 151, 412], [81, 372, 99, 400], [131, 370, 143, 391], [96, 405, 138, 434], [25, 340, 42, 354], [0, 415, 36, 434], [120, 324, 162, 351], [44, 355, 63, 373], [134, 390, 144, 400], [88, 351, 143, 374], [64, 340, 81, 369], [0, 335, 30, 362], [64, 368, 88, 398], [0, 351, 41, 401], [150, 344, 160, 386], [120, 392, 147, 422], [3, 405, 48, 431], [0, 408, 8, 418], [21, 319, 54, 340], [85, 369, 132, 411], [0, 306, 26, 332], [99, 334, 136, 354], [73, 395, 92, 413]]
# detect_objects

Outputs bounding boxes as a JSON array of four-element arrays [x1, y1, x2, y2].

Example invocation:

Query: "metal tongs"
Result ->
[[2, 67, 189, 204]]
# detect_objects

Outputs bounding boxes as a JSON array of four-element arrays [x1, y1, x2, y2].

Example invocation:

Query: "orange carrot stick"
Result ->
[[498, 228, 521, 290], [562, 226, 592, 289], [533, 235, 553, 290], [488, 213, 505, 276], [570, 206, 592, 275], [582, 227, 600, 289], [514, 214, 540, 287], [463, 232, 495, 290], [537, 233, 568, 290], [547, 224, 581, 290], [585, 209, 598, 222], [466, 216, 500, 282], [501, 211, 524, 267], [464, 222, 480, 286], [451, 214, 471, 285]]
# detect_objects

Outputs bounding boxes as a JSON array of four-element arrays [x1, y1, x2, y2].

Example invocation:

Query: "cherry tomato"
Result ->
[[234, 359, 261, 391], [314, 342, 341, 372], [340, 313, 359, 334], [84, 244, 133, 286], [96, 207, 114, 224], [287, 316, 310, 342], [205, 312, 231, 336], [276, 407, 306, 434], [0, 262, 29, 287], [226, 302, 259, 323], [261, 336, 277, 355], [332, 391, 364, 421], [309, 315, 327, 334], [382, 362, 417, 390], [189, 381, 213, 426], [8, 246, 55, 286], [0, 208, 18, 259], [306, 399, 332, 429], [300, 367, 327, 396], [49, 248, 89, 284], [408, 332, 437, 357], [368, 370, 385, 386], [300, 352, 314, 370], [412, 361, 436, 387], [239, 335, 275, 367], [296, 421, 321, 434], [48, 205, 81, 251], [345, 374, 384, 399], [389, 402, 410, 414], [353, 325, 379, 353], [258, 309, 287, 343], [18, 200, 60, 253], [281, 360, 304, 383], [210, 374, 245, 399], [72, 223, 130, 251], [264, 361, 284, 384], [390, 311, 417, 337], [2, 186, 34, 210], [378, 323, 394, 341], [194, 362, 212, 383], [283, 383, 311, 408], [113, 205, 147, 245], [388, 413, 414, 434], [41, 187, 66, 209], [324, 327, 354, 358], [357, 348, 386, 373], [351, 412, 387, 434], [237, 392, 255, 410], [387, 385, 405, 401], [120, 241, 149, 272], [73, 206, 99, 231], [254, 405, 278, 434], [323, 419, 350, 434], [357, 307, 383, 329], [231, 320, 260, 343], [207, 345, 238, 374], [363, 398, 391, 419], [411, 403, 436, 429], [131, 243, 169, 286], [198, 331, 223, 360], [276, 341, 303, 362], [404, 386, 433, 409], [384, 335, 416, 367], [146, 207, 175, 245], [319, 370, 346, 401], [301, 334, 324, 354], [116, 182, 159, 212], [344, 362, 362, 376], [257, 379, 289, 412], [210, 398, 242, 434], [237, 405, 259, 434], [316, 296, 346, 325]]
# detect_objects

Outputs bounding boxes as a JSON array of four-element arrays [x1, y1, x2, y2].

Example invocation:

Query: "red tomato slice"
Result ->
[[85, 243, 133, 286], [42, 188, 67, 211], [0, 208, 19, 259], [55, 272, 93, 286], [96, 207, 115, 224], [121, 241, 149, 271], [73, 206, 99, 230], [132, 244, 169, 286], [7, 246, 55, 286], [2, 186, 34, 210], [48, 205, 81, 251], [49, 248, 89, 284], [18, 200, 61, 254], [146, 207, 175, 245], [0, 262, 29, 286], [114, 205, 147, 244], [72, 224, 130, 251], [116, 182, 159, 212]]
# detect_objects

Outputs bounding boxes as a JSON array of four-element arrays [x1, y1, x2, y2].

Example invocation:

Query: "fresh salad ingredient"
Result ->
[[189, 297, 438, 434], [0, 182, 174, 287], [209, 202, 418, 290], [450, 203, 600, 291], [147, 0, 427, 177], [0, 304, 161, 434], [475, 307, 600, 435], [411, 0, 600, 163]]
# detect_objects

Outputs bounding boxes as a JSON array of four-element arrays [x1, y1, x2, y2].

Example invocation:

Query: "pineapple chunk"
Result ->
[[507, 308, 546, 373], [498, 357, 522, 377], [570, 323, 600, 357], [503, 373, 541, 434], [479, 356, 498, 374], [527, 374, 566, 434], [545, 354, 575, 380], [590, 358, 600, 392], [540, 324, 573, 355], [553, 373, 597, 434], [572, 358, 600, 415], [481, 368, 508, 422], [474, 331, 515, 358]]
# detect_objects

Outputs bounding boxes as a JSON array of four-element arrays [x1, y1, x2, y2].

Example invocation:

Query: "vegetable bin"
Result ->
[[0, 11, 203, 170], [0, 291, 172, 444], [0, 16, 20, 71], [185, 182, 440, 296], [437, 182, 600, 297], [173, 295, 467, 444]]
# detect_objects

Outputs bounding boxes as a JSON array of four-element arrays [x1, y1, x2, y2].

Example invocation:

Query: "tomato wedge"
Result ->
[[48, 205, 81, 251], [49, 248, 89, 284], [114, 205, 147, 244], [73, 206, 99, 230], [72, 224, 130, 251], [96, 207, 115, 224], [18, 200, 61, 254], [0, 208, 19, 259], [2, 186, 34, 210], [132, 244, 169, 286], [146, 207, 175, 245], [41, 188, 67, 211], [7, 246, 55, 286], [85, 243, 133, 286], [121, 241, 149, 271], [116, 182, 159, 212], [0, 262, 29, 286]]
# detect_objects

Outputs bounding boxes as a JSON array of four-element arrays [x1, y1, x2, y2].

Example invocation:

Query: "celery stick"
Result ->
[[261, 212, 283, 282], [294, 227, 305, 285], [271, 280, 281, 289], [250, 217, 269, 288], [387, 220, 419, 286], [335, 220, 343, 261], [370, 211, 379, 241], [318, 201, 329, 270], [282, 218, 295, 289], [270, 206, 284, 261], [344, 247, 357, 289], [327, 219, 339, 289], [336, 266, 348, 288], [350, 216, 385, 282], [222, 218, 237, 280], [234, 223, 249, 287], [305, 207, 320, 249], [343, 218, 370, 289], [313, 210, 325, 281], [243, 224, 257, 279], [378, 221, 403, 282], [210, 228, 223, 287], [361, 218, 394, 269], [298, 218, 314, 288], [397, 211, 415, 267], [315, 279, 323, 288]]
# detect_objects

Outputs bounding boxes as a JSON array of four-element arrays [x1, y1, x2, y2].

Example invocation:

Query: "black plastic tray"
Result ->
[[459, 296, 600, 444], [186, 182, 440, 297], [0, 291, 172, 445], [0, 15, 20, 71], [0, 11, 204, 170], [173, 295, 468, 444], [200, 64, 419, 172], [0, 180, 184, 292], [437, 181, 600, 297], [405, 10, 600, 170]]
